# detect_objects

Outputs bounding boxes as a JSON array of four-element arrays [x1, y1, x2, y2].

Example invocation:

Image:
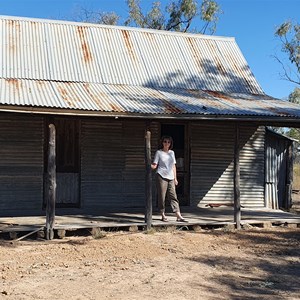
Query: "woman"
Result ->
[[151, 135, 187, 222]]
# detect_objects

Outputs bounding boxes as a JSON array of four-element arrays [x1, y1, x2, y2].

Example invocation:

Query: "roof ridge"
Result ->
[[0, 14, 235, 41]]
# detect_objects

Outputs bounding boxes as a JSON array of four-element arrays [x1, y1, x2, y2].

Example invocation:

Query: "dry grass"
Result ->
[[90, 227, 107, 239], [294, 163, 300, 190]]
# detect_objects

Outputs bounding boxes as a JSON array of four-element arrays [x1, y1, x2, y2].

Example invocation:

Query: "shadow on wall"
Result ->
[[190, 123, 265, 207]]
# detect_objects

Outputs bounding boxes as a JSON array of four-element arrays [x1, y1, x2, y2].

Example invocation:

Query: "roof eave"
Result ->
[[1, 105, 300, 125]]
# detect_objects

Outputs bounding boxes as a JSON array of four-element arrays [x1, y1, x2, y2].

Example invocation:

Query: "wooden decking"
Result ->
[[1, 207, 300, 239]]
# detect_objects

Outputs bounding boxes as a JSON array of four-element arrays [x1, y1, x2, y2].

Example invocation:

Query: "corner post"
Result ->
[[46, 123, 56, 240], [285, 141, 294, 208], [234, 122, 241, 229], [145, 123, 152, 230]]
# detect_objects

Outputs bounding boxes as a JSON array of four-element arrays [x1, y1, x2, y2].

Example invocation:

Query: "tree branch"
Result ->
[[272, 55, 300, 86]]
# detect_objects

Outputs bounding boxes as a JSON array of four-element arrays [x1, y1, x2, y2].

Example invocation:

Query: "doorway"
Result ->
[[44, 118, 80, 207], [161, 124, 189, 206]]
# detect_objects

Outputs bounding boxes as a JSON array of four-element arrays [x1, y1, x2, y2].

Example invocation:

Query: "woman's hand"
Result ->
[[151, 163, 157, 170], [174, 179, 178, 186]]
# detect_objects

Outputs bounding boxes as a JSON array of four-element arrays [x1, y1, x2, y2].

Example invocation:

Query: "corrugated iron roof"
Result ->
[[0, 15, 263, 94], [1, 78, 300, 118], [0, 15, 300, 120]]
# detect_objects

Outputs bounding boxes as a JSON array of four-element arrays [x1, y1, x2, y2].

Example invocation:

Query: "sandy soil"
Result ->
[[0, 226, 299, 300]]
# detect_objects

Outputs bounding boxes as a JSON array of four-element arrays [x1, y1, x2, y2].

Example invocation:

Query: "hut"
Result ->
[[0, 15, 300, 227]]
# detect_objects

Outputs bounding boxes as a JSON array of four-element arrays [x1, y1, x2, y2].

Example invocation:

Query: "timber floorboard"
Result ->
[[0, 207, 300, 238]]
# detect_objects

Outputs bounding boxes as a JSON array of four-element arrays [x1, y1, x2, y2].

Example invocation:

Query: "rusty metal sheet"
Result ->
[[190, 124, 265, 207], [1, 78, 300, 118], [0, 15, 264, 94], [0, 14, 299, 119]]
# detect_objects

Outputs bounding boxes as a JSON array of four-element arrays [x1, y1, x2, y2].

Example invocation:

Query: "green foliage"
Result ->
[[288, 87, 300, 104], [276, 21, 300, 74], [125, 0, 165, 29], [99, 12, 120, 25], [275, 21, 292, 36], [287, 128, 300, 140], [79, 0, 221, 34], [165, 0, 197, 32], [275, 21, 300, 85], [278, 87, 300, 141], [275, 22, 300, 135], [200, 0, 220, 34], [75, 8, 120, 25], [125, 0, 221, 33]]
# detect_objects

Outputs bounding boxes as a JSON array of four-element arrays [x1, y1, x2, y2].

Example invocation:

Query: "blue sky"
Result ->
[[0, 0, 299, 99]]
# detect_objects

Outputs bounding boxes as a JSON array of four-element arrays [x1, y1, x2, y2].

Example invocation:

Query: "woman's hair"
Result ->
[[159, 135, 174, 150]]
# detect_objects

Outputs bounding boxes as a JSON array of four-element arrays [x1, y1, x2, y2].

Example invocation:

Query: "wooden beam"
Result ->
[[285, 142, 294, 208], [16, 227, 44, 242], [145, 126, 152, 230], [234, 123, 241, 229], [46, 124, 56, 240]]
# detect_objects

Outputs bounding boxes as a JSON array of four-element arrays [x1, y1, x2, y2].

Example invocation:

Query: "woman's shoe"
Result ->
[[176, 218, 188, 223], [161, 217, 168, 222]]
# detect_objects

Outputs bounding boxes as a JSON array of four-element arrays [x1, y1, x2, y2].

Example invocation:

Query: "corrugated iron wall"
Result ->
[[190, 123, 265, 207], [81, 119, 123, 209], [81, 119, 159, 210], [265, 130, 292, 209], [240, 126, 265, 206], [0, 113, 44, 216], [0, 114, 268, 215]]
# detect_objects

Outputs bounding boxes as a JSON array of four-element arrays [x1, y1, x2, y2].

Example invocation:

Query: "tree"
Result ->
[[73, 7, 120, 25], [286, 87, 300, 140], [288, 87, 300, 104], [274, 21, 300, 86], [77, 0, 222, 34], [274, 21, 300, 140]]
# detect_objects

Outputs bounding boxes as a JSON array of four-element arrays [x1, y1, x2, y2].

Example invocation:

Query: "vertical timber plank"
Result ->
[[234, 123, 241, 229], [46, 124, 56, 240], [285, 142, 293, 208], [145, 125, 152, 229]]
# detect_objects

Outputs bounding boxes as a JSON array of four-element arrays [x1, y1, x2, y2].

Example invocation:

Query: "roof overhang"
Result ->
[[1, 79, 300, 123], [1, 105, 300, 127]]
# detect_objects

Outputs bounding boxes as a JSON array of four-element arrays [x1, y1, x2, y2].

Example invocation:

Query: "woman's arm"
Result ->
[[173, 165, 178, 185], [152, 151, 159, 170]]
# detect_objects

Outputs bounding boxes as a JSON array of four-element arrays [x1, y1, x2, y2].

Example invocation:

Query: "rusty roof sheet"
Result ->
[[1, 78, 300, 119], [1, 15, 300, 120], [0, 15, 263, 94]]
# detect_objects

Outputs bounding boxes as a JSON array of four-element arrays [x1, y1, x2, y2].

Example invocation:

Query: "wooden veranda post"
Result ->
[[145, 127, 153, 229], [46, 124, 56, 240], [234, 123, 241, 229], [285, 142, 294, 208]]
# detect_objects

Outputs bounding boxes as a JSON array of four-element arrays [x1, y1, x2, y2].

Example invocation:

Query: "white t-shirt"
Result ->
[[153, 149, 176, 180]]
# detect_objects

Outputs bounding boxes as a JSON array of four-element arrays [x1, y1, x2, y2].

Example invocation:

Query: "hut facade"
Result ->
[[0, 16, 300, 217]]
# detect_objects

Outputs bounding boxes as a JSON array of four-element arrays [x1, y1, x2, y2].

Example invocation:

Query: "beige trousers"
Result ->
[[156, 174, 180, 213]]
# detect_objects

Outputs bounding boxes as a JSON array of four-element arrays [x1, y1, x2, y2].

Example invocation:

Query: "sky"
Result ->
[[0, 0, 299, 100]]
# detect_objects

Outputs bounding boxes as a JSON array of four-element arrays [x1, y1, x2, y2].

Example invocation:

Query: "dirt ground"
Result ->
[[0, 225, 299, 300]]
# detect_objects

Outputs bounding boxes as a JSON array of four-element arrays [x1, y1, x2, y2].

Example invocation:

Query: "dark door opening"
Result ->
[[44, 118, 80, 207], [161, 124, 189, 206]]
